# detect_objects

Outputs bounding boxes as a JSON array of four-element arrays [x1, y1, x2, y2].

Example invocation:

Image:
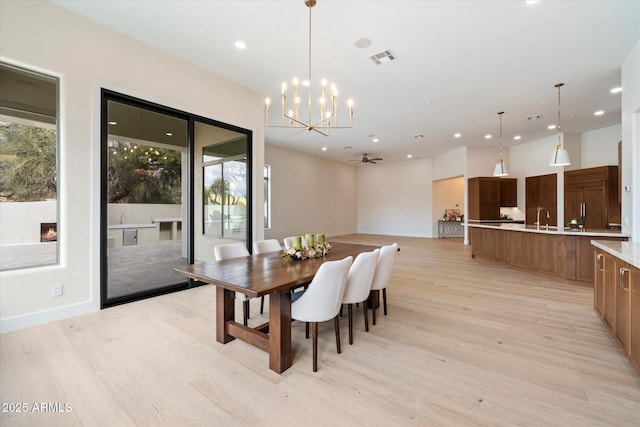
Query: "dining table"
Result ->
[[173, 241, 380, 373]]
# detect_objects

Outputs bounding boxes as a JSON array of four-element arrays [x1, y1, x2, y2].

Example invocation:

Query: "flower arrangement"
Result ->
[[567, 218, 585, 229], [282, 234, 332, 261]]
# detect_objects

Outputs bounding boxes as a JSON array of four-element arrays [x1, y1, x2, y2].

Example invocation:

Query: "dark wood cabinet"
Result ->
[[593, 247, 640, 375], [499, 178, 517, 207], [468, 177, 517, 220], [525, 173, 557, 226], [564, 166, 619, 229]]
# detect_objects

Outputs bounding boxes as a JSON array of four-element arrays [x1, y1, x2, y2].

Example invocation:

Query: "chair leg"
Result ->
[[260, 296, 265, 314], [312, 322, 318, 372], [348, 304, 354, 345], [363, 301, 369, 332], [372, 290, 378, 325], [305, 322, 310, 339], [334, 315, 341, 354], [243, 300, 249, 326], [383, 288, 388, 315]]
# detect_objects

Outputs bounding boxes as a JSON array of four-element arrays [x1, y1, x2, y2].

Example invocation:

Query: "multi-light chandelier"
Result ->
[[493, 111, 508, 177], [264, 0, 353, 136], [549, 82, 571, 166]]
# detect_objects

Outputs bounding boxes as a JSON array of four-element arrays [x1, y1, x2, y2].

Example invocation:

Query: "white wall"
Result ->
[[0, 1, 265, 331], [357, 158, 433, 237], [264, 144, 357, 241], [581, 124, 621, 168], [621, 38, 640, 241]]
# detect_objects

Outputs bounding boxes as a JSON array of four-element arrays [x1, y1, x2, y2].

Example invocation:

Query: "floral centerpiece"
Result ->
[[282, 234, 332, 261], [567, 218, 585, 229]]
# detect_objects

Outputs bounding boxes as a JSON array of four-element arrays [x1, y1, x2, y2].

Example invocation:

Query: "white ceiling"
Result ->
[[52, 0, 639, 164]]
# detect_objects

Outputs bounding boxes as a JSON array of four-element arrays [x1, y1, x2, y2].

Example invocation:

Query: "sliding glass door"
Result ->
[[101, 90, 252, 307]]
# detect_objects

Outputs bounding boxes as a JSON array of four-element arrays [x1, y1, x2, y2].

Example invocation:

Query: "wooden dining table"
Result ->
[[173, 241, 380, 373]]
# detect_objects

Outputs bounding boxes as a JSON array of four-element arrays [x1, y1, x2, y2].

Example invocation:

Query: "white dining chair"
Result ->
[[253, 239, 282, 254], [291, 256, 353, 372], [252, 239, 283, 313], [213, 242, 252, 326], [283, 236, 298, 250], [342, 249, 379, 345], [370, 243, 398, 325]]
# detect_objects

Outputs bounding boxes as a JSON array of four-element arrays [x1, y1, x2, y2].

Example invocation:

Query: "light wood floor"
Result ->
[[1, 235, 639, 426]]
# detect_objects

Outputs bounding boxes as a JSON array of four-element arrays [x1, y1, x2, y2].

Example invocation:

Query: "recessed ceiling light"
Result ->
[[407, 154, 413, 159], [548, 124, 557, 130], [525, 0, 539, 5], [321, 147, 327, 151], [234, 40, 246, 50], [355, 38, 372, 49], [343, 146, 352, 150], [414, 134, 424, 139], [527, 114, 542, 121], [611, 87, 622, 94], [165, 132, 173, 136], [372, 138, 379, 143], [108, 121, 117, 125], [513, 135, 521, 140], [454, 133, 461, 138], [485, 134, 492, 139], [594, 110, 605, 116]]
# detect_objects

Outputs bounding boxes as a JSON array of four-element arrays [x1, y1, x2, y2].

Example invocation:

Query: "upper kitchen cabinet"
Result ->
[[499, 178, 517, 207], [564, 166, 620, 230], [468, 177, 517, 220], [525, 173, 557, 226]]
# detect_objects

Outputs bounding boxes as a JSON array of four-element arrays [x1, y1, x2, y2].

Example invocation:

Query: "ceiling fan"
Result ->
[[350, 153, 384, 165]]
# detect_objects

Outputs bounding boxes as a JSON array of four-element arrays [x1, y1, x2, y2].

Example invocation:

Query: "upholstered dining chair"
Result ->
[[370, 243, 398, 325], [213, 242, 252, 326], [291, 256, 353, 372], [283, 236, 297, 250], [252, 239, 283, 313], [253, 239, 282, 254], [342, 249, 379, 345]]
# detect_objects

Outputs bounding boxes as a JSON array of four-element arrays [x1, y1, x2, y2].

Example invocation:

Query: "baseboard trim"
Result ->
[[0, 300, 99, 333]]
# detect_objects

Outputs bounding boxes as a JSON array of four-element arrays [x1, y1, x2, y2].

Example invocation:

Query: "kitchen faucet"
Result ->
[[536, 207, 550, 230]]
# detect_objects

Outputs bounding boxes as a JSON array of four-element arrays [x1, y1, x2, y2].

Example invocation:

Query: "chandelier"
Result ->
[[264, 0, 353, 136], [493, 111, 508, 177], [549, 82, 571, 166]]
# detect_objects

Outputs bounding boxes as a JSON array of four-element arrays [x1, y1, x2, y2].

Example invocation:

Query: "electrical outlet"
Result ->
[[52, 284, 63, 297]]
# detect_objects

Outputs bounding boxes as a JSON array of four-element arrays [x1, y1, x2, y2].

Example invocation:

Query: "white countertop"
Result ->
[[467, 222, 629, 238], [108, 223, 157, 229], [591, 240, 640, 269], [151, 217, 182, 222]]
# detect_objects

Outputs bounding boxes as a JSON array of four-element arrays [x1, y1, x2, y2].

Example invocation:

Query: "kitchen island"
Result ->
[[468, 223, 628, 283]]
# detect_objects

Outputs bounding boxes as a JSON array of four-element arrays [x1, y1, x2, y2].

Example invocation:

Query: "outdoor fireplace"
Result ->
[[40, 222, 57, 242]]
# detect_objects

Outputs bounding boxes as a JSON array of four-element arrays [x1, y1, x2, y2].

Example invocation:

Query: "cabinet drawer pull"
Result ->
[[619, 267, 630, 292], [596, 253, 604, 272]]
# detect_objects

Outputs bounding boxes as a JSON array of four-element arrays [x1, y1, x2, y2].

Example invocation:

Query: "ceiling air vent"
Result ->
[[369, 49, 397, 65]]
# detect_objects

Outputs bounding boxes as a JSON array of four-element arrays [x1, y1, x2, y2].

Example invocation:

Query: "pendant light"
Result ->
[[493, 111, 508, 176], [549, 83, 571, 166]]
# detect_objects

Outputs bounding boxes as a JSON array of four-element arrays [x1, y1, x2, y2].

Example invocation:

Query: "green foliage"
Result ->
[[107, 139, 182, 204], [0, 121, 57, 201]]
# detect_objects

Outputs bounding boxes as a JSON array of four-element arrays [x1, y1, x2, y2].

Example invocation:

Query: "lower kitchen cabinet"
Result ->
[[592, 244, 640, 375]]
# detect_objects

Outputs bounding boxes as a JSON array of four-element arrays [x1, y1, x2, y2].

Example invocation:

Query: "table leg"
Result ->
[[216, 286, 235, 343], [268, 290, 292, 373]]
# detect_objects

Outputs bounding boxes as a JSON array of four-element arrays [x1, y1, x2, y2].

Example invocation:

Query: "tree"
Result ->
[[107, 139, 182, 204], [0, 121, 57, 201]]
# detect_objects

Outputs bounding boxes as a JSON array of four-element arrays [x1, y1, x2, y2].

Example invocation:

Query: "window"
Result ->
[[264, 165, 271, 229], [0, 63, 59, 271]]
